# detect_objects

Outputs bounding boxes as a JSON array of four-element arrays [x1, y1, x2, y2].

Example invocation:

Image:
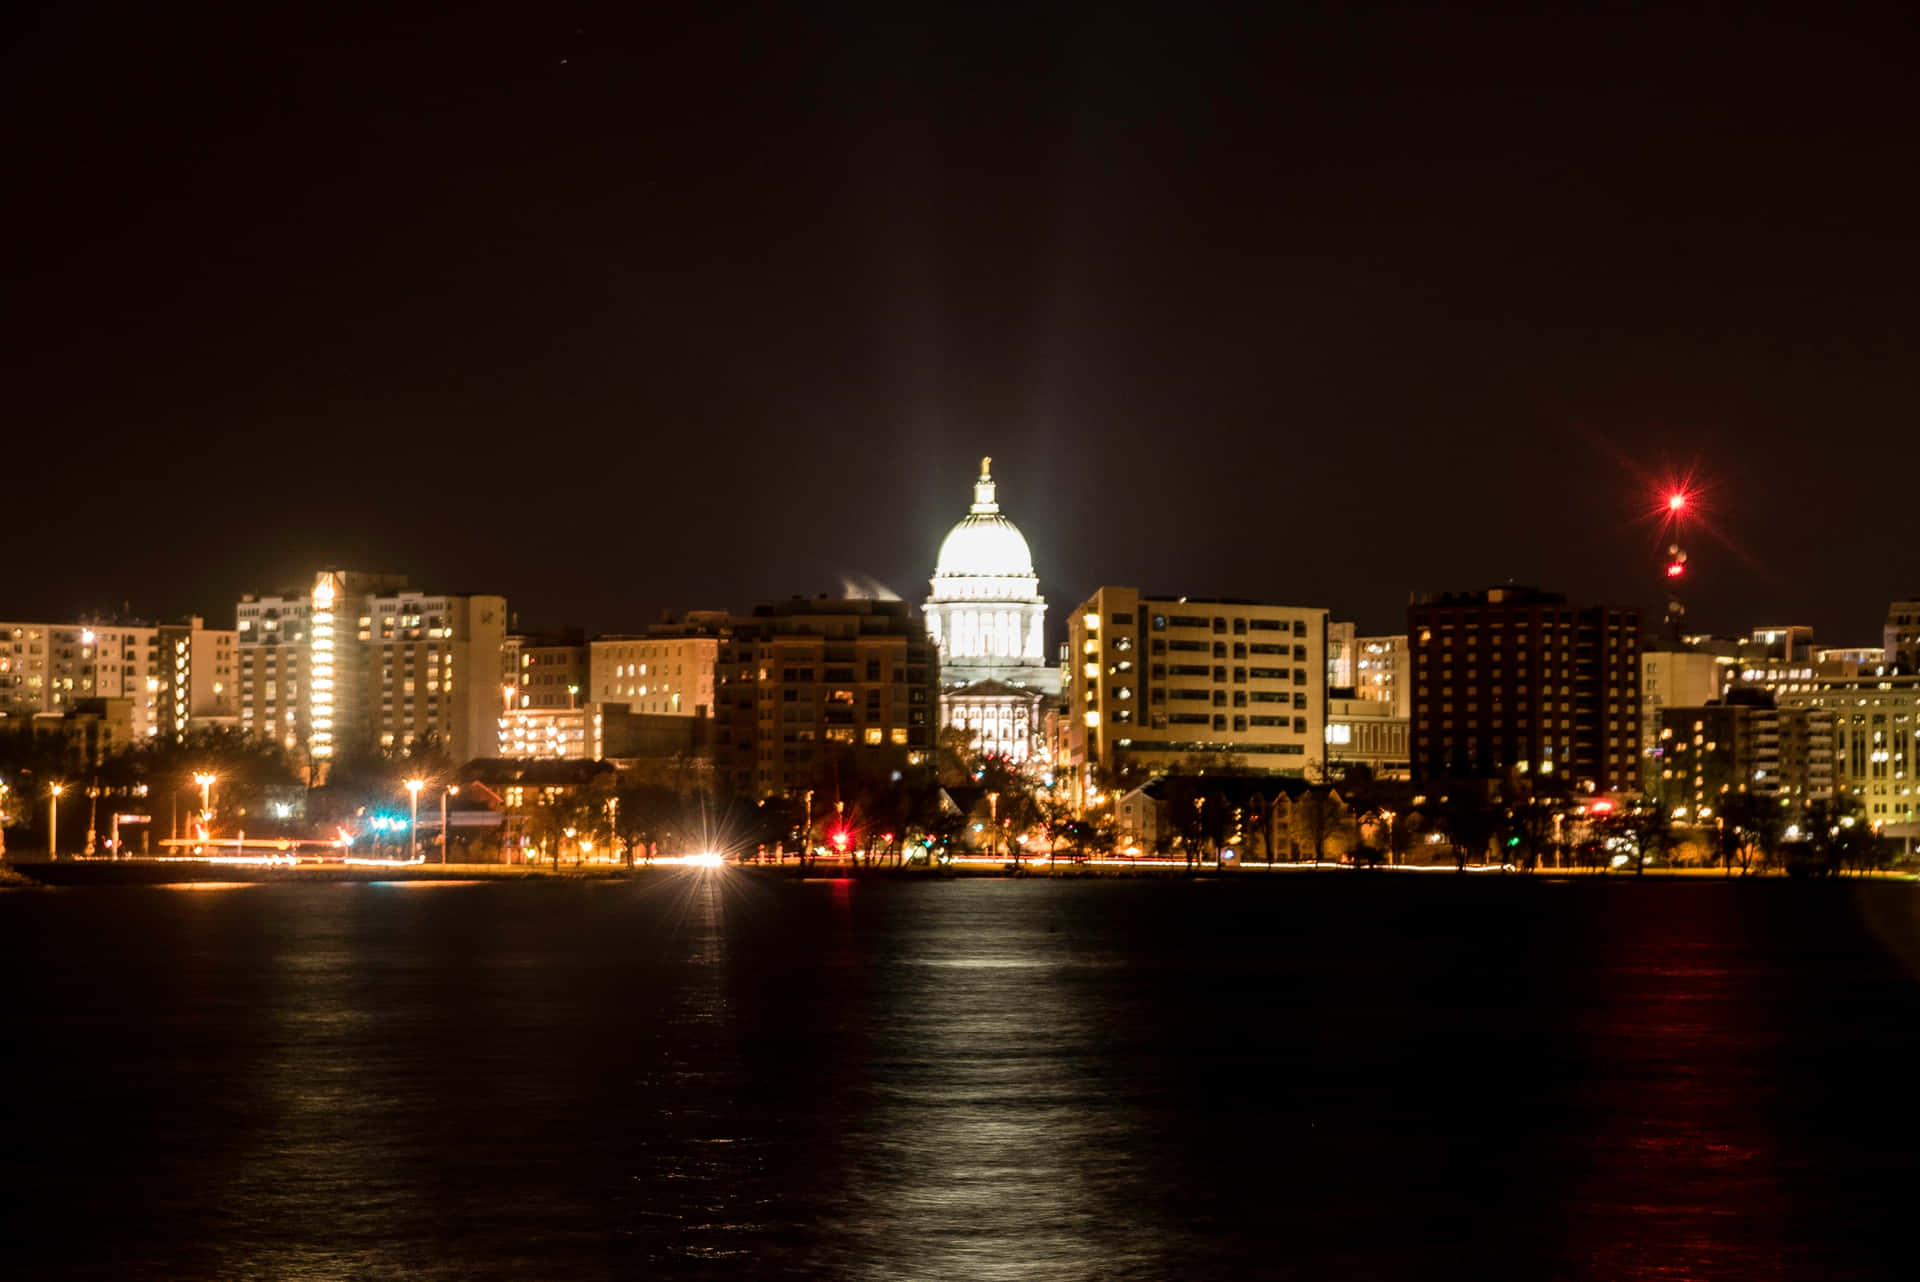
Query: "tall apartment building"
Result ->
[[1640, 643, 1734, 789], [1408, 587, 1640, 792], [715, 598, 938, 798], [237, 571, 506, 769], [1652, 695, 1838, 825], [1063, 589, 1328, 799], [2, 617, 234, 743], [588, 611, 727, 718]]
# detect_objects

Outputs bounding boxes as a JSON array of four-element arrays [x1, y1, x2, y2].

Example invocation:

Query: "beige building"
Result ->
[[1064, 588, 1328, 802], [1640, 646, 1732, 790], [1326, 696, 1410, 779], [498, 705, 602, 761], [1779, 674, 1920, 835], [504, 635, 589, 712], [588, 612, 727, 719], [239, 571, 506, 770], [3, 617, 234, 743]]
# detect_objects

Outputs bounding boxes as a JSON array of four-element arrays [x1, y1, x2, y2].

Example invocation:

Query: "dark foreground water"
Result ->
[[4, 874, 1920, 1280]]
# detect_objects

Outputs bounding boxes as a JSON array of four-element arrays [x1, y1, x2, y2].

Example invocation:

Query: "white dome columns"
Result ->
[[926, 599, 1046, 665], [924, 457, 1061, 699]]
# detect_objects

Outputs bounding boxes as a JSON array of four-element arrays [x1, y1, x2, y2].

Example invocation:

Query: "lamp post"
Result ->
[[988, 791, 1000, 862], [49, 783, 65, 858], [405, 778, 425, 860], [440, 784, 459, 863], [192, 771, 217, 839]]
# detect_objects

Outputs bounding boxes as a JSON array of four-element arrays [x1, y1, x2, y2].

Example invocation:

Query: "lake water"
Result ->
[[3, 874, 1918, 1280]]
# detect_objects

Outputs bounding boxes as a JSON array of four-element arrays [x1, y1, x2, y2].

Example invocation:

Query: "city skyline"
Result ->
[[7, 5, 1920, 643]]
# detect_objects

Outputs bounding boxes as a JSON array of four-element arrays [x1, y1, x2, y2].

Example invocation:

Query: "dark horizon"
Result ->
[[8, 2, 1918, 644]]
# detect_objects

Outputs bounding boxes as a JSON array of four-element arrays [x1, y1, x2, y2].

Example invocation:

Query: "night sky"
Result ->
[[8, 3, 1918, 644]]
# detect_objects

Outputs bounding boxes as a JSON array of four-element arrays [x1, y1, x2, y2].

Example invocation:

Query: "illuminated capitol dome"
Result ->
[[925, 457, 1059, 762]]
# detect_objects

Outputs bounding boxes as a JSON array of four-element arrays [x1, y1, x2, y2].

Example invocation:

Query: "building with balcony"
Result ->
[[237, 570, 506, 771], [715, 597, 939, 798], [1063, 588, 1328, 800]]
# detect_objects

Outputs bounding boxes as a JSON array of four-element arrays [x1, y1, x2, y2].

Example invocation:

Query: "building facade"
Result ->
[[715, 598, 939, 798], [1063, 588, 1328, 800], [1326, 696, 1411, 780], [1326, 621, 1356, 690], [238, 571, 506, 770], [1639, 644, 1733, 790], [1353, 635, 1410, 718], [3, 618, 233, 744], [1779, 674, 1920, 835], [588, 612, 727, 719], [504, 634, 590, 712], [1885, 599, 1920, 672], [1408, 587, 1641, 793], [924, 458, 1059, 766]]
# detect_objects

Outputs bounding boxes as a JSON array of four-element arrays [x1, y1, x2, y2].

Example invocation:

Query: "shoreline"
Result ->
[[4, 857, 1914, 888]]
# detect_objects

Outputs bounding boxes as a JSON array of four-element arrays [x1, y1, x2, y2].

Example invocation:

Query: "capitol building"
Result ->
[[925, 458, 1060, 764]]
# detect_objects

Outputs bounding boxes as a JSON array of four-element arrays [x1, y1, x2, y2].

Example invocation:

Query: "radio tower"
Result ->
[[1661, 490, 1689, 641]]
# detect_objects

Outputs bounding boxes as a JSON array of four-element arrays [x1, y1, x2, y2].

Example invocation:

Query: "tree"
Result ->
[[1435, 789, 1497, 871], [1598, 803, 1672, 876], [1289, 787, 1349, 866], [1791, 796, 1875, 877], [1715, 791, 1782, 876]]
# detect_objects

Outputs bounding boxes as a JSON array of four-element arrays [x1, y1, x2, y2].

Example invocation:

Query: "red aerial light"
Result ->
[[1665, 562, 1685, 578], [1667, 492, 1687, 513], [830, 828, 849, 851]]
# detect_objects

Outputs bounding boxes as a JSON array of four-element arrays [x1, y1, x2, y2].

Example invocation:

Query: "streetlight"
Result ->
[[988, 791, 1000, 861], [193, 772, 217, 838], [405, 778, 425, 860], [49, 783, 65, 859], [440, 784, 459, 863]]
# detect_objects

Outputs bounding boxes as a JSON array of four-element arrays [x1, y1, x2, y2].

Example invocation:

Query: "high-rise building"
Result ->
[[238, 571, 505, 769], [1408, 587, 1640, 792], [1063, 588, 1328, 800], [924, 458, 1059, 765], [3, 617, 233, 743], [715, 598, 939, 798], [1639, 642, 1735, 790]]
